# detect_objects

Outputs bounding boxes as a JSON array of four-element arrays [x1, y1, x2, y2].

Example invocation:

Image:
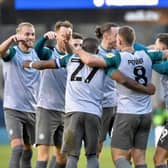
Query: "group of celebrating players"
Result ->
[[1, 20, 168, 168]]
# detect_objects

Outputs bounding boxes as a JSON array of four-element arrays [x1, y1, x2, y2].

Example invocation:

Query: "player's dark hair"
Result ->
[[72, 32, 83, 40], [95, 22, 118, 39], [54, 20, 73, 31], [118, 26, 135, 46], [82, 37, 99, 54], [157, 33, 168, 48]]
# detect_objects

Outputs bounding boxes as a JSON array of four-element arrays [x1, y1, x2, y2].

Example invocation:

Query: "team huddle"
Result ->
[[1, 21, 168, 168]]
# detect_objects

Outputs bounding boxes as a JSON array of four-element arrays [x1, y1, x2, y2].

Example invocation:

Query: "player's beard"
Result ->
[[23, 40, 34, 49], [108, 42, 117, 50], [108, 43, 116, 49]]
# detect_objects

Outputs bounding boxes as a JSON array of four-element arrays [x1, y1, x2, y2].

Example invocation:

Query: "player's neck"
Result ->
[[56, 43, 66, 54], [121, 45, 134, 53]]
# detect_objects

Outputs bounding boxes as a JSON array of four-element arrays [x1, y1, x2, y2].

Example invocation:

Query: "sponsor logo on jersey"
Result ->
[[106, 53, 115, 58]]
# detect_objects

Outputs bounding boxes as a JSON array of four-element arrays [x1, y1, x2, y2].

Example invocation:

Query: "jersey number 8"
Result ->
[[133, 66, 147, 86]]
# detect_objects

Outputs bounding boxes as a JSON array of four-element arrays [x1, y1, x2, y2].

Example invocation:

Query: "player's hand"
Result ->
[[11, 34, 26, 43], [23, 60, 32, 68], [44, 31, 57, 40], [65, 31, 72, 42], [145, 83, 156, 95]]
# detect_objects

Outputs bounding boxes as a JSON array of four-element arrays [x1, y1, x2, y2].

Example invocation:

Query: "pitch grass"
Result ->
[[0, 145, 154, 168]]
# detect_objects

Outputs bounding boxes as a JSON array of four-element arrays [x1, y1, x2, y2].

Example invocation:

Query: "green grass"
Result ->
[[0, 145, 154, 168]]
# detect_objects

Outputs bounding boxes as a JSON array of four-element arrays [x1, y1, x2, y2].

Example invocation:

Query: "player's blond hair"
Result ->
[[16, 22, 34, 33]]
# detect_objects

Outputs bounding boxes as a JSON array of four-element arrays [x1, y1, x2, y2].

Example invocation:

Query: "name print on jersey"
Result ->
[[128, 58, 144, 65]]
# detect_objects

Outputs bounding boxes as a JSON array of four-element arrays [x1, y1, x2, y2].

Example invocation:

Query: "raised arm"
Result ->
[[0, 34, 25, 58], [111, 71, 155, 95], [35, 31, 56, 60], [63, 31, 73, 54]]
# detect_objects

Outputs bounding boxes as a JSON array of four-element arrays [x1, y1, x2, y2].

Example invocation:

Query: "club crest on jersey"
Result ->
[[59, 55, 66, 59], [106, 53, 115, 58]]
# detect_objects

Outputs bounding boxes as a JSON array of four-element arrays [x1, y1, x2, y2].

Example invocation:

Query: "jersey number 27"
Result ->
[[71, 60, 98, 83]]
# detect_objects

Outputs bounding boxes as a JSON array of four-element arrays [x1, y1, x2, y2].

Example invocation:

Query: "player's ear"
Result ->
[[103, 32, 108, 40]]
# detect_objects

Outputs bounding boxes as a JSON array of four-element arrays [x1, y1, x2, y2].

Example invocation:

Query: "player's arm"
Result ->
[[133, 43, 168, 75], [35, 37, 52, 60], [147, 50, 168, 74], [74, 48, 107, 68], [64, 40, 73, 54], [63, 31, 73, 54], [23, 60, 57, 70], [161, 50, 168, 60], [152, 61, 168, 75], [0, 34, 25, 60], [147, 50, 168, 63], [23, 54, 72, 70], [108, 70, 155, 95], [35, 31, 56, 60]]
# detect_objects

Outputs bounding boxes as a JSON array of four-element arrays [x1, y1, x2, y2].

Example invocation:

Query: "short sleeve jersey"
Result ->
[[2, 46, 40, 113], [105, 49, 163, 114], [98, 46, 117, 108], [58, 54, 106, 117], [37, 48, 67, 112]]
